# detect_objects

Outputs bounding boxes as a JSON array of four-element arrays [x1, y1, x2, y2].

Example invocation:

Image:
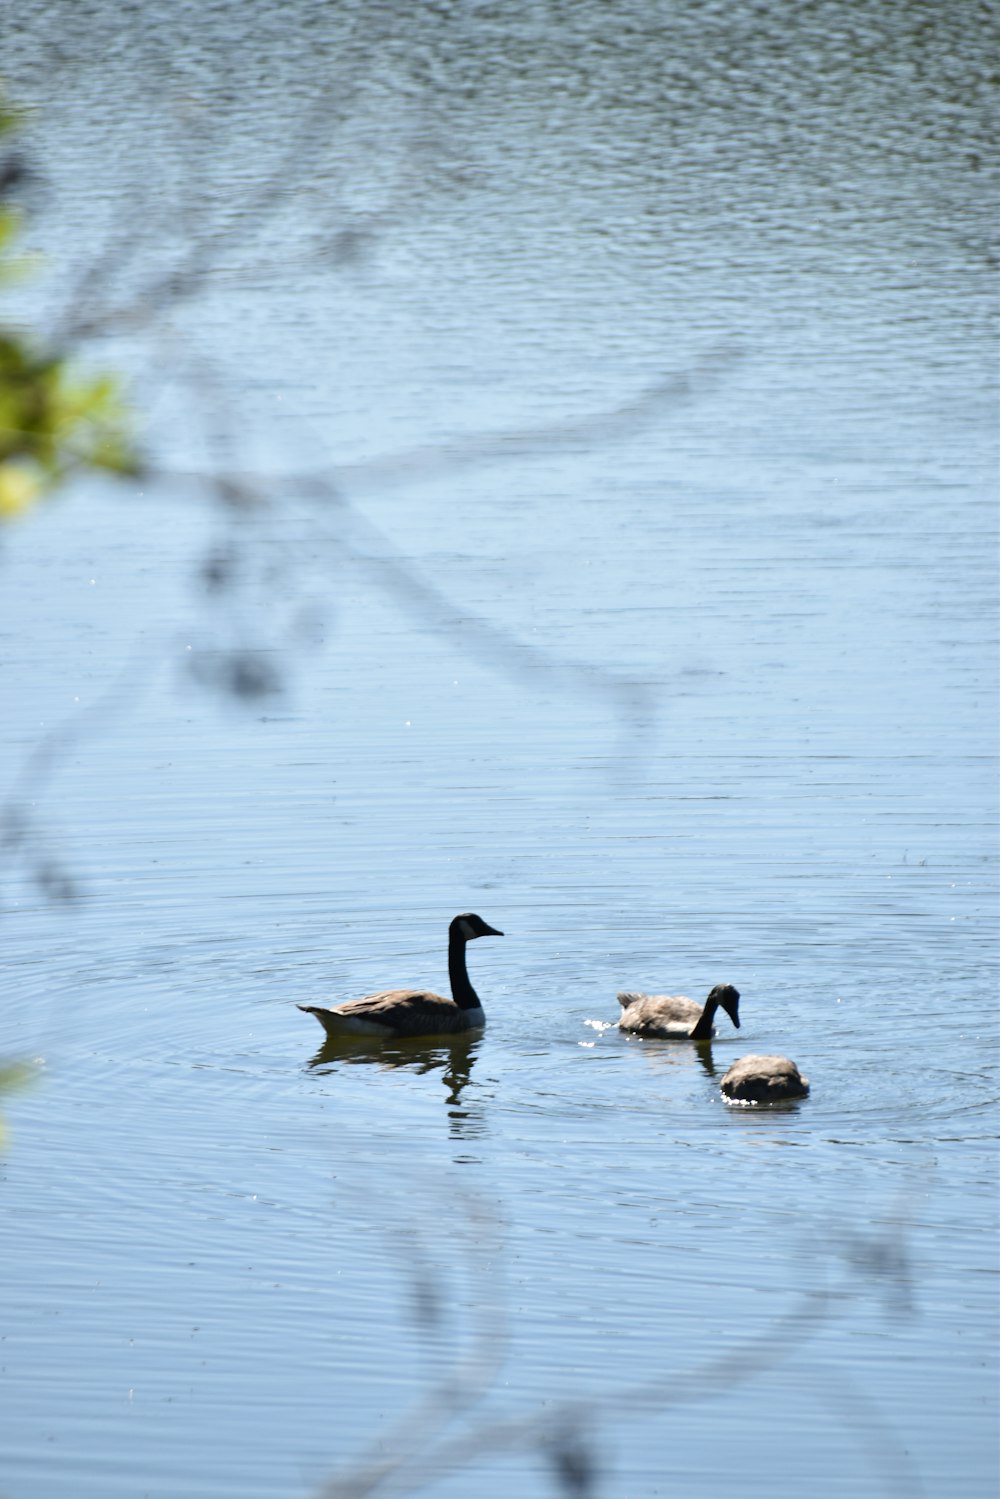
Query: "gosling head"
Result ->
[[451, 912, 504, 941], [708, 983, 741, 1028]]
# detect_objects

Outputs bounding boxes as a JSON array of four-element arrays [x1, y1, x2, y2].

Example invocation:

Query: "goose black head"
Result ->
[[451, 912, 504, 941], [708, 983, 741, 1028]]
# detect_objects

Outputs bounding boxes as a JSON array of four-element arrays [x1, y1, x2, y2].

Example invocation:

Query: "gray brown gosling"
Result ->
[[720, 1054, 810, 1102], [617, 982, 741, 1041]]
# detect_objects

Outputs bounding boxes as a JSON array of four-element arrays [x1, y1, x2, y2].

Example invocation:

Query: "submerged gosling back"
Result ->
[[720, 1054, 810, 1103]]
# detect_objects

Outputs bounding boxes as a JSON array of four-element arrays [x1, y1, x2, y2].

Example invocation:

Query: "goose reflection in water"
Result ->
[[622, 1034, 720, 1081], [306, 1032, 485, 1137]]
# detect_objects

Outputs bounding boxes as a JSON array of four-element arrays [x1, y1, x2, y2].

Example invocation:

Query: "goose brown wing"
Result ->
[[335, 988, 471, 1036], [336, 988, 451, 1017]]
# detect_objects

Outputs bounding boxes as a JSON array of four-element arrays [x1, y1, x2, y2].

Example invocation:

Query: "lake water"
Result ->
[[1, 3, 997, 1496]]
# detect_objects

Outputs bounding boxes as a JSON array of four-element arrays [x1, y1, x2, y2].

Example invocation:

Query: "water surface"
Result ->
[[1, 3, 997, 1496]]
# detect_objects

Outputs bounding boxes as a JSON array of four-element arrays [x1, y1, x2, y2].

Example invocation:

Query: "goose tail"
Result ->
[[298, 1003, 341, 1035], [297, 1004, 392, 1039]]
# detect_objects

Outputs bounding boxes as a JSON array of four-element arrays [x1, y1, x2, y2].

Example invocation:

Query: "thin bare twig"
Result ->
[[314, 1289, 834, 1499], [0, 639, 161, 904], [321, 1186, 508, 1499], [61, 78, 360, 343], [315, 1209, 925, 1499], [153, 358, 746, 751]]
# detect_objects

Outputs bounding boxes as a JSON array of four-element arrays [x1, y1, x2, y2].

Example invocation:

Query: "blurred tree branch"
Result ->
[[0, 92, 139, 520], [312, 1198, 923, 1499], [0, 77, 738, 907]]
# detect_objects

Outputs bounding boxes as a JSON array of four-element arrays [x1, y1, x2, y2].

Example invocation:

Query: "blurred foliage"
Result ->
[[0, 1061, 34, 1152], [0, 88, 138, 522]]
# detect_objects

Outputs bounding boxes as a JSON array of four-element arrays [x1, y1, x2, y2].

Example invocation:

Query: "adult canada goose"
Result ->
[[720, 1054, 810, 1102], [616, 983, 741, 1041], [298, 912, 503, 1040]]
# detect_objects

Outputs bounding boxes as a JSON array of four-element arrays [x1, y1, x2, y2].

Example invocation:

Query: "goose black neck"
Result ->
[[448, 931, 481, 1011], [689, 994, 718, 1042]]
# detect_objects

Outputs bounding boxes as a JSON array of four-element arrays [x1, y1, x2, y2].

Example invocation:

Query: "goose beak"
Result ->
[[481, 922, 504, 937]]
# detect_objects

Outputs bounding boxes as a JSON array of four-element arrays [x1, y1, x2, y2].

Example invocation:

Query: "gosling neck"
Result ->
[[689, 994, 718, 1042], [448, 931, 481, 1011]]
